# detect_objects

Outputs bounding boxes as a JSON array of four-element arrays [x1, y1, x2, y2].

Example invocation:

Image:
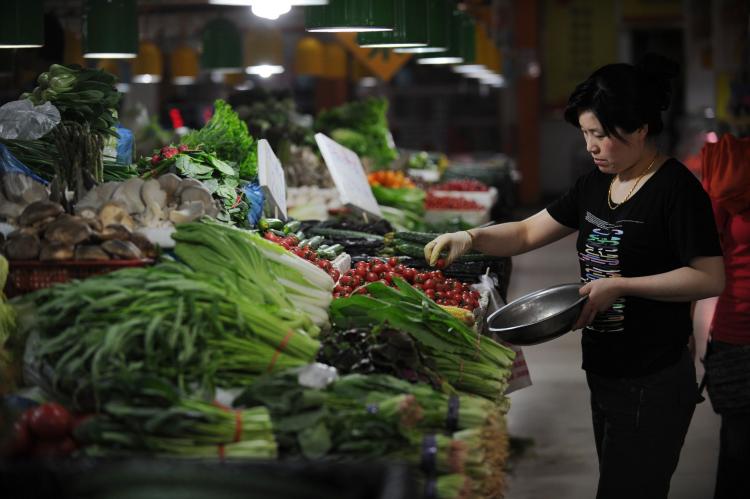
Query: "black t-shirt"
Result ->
[[547, 159, 722, 378]]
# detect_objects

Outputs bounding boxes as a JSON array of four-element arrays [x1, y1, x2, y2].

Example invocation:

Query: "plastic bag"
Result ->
[[473, 273, 532, 394], [0, 100, 60, 140], [0, 143, 48, 185], [242, 181, 265, 227]]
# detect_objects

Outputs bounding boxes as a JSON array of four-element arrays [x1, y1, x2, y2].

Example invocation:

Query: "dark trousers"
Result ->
[[586, 349, 697, 499], [712, 342, 750, 499]]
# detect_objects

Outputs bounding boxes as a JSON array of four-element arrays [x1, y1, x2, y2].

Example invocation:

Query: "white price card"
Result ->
[[257, 139, 287, 221], [315, 133, 382, 219]]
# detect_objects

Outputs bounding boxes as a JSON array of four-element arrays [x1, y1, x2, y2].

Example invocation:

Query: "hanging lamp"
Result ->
[[171, 45, 199, 85], [83, 0, 137, 58], [132, 41, 163, 84], [394, 0, 448, 54], [357, 0, 428, 49], [201, 18, 242, 73], [245, 27, 285, 78], [416, 8, 464, 65], [459, 25, 493, 78], [294, 36, 324, 77], [306, 0, 394, 33], [322, 42, 347, 79], [0, 0, 44, 49]]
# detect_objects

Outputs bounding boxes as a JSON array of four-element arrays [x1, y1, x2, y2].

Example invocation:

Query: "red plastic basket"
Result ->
[[4, 259, 154, 298]]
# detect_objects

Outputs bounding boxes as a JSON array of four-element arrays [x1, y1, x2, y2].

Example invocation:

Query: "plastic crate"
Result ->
[[4, 259, 154, 298]]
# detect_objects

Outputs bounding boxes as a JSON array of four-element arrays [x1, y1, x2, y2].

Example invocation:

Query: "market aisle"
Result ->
[[502, 232, 721, 499]]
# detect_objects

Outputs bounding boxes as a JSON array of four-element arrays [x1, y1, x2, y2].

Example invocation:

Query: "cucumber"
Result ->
[[307, 236, 325, 249], [258, 218, 284, 231], [308, 227, 384, 241], [393, 231, 441, 244], [283, 220, 301, 234]]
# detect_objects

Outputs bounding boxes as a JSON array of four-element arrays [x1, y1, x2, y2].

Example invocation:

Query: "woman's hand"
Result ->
[[424, 231, 473, 267], [573, 277, 625, 330]]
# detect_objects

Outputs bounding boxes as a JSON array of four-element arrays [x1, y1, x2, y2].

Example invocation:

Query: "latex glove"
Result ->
[[424, 231, 472, 267]]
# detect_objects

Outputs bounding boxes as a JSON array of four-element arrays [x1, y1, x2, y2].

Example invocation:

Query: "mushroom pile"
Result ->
[[75, 174, 220, 227], [2, 200, 156, 262]]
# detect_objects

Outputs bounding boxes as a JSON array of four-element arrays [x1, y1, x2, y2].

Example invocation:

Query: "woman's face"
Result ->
[[578, 111, 646, 176]]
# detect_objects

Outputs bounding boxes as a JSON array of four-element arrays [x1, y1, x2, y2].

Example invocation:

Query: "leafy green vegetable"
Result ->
[[314, 97, 397, 168], [182, 100, 258, 180]]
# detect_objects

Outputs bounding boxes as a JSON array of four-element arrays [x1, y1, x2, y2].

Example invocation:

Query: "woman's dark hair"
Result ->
[[563, 53, 679, 141]]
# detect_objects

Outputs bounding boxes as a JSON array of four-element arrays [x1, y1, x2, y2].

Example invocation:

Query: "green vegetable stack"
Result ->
[[237, 371, 509, 498], [22, 63, 121, 138], [182, 100, 258, 180], [76, 379, 278, 460], [314, 97, 398, 169], [331, 278, 515, 402], [19, 256, 322, 408]]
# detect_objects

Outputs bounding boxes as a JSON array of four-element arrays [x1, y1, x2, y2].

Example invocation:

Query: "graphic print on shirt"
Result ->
[[581, 211, 628, 332]]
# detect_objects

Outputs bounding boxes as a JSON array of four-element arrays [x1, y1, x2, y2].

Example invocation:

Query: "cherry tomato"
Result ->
[[366, 272, 379, 282], [340, 275, 352, 286], [355, 268, 368, 278], [371, 264, 387, 275], [28, 403, 72, 441], [435, 258, 447, 269], [423, 279, 436, 290], [388, 257, 399, 267], [425, 289, 436, 299]]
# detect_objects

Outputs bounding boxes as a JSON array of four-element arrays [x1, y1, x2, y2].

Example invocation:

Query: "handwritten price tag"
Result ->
[[257, 139, 287, 220], [315, 133, 382, 219]]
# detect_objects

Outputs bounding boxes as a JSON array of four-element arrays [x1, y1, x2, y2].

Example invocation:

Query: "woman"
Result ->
[[425, 55, 725, 499], [701, 133, 750, 499]]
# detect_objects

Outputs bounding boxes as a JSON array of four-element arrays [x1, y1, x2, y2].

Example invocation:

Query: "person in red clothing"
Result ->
[[701, 133, 750, 499]]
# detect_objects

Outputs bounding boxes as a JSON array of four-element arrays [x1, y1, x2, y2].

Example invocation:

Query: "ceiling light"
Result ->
[[306, 0, 394, 33], [83, 0, 137, 59], [0, 0, 44, 49], [357, 0, 428, 49]]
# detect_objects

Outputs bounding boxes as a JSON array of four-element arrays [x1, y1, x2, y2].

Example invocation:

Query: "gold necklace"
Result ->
[[607, 154, 659, 210]]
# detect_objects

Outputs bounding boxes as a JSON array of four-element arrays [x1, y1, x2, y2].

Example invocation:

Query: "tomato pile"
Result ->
[[425, 192, 484, 210], [333, 257, 481, 310], [263, 231, 340, 282], [5, 403, 85, 458], [432, 179, 489, 192]]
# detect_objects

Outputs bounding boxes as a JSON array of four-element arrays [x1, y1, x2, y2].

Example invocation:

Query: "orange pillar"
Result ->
[[515, 0, 540, 205]]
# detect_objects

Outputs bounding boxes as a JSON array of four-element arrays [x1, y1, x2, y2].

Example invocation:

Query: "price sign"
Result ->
[[315, 133, 382, 219], [257, 139, 287, 220]]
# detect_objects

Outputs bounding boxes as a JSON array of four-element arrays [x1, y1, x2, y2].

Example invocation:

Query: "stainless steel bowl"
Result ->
[[486, 283, 587, 346]]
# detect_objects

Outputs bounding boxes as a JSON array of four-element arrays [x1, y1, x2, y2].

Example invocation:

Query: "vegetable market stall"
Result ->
[[0, 67, 518, 499]]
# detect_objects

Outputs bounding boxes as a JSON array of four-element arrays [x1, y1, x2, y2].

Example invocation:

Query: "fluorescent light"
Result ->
[[132, 74, 161, 84], [84, 52, 136, 59], [359, 42, 425, 48], [307, 27, 392, 33], [0, 44, 43, 48], [246, 64, 284, 78], [416, 56, 463, 65], [394, 46, 446, 54], [251, 0, 291, 20], [173, 76, 196, 85], [452, 64, 486, 75], [210, 0, 327, 4]]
